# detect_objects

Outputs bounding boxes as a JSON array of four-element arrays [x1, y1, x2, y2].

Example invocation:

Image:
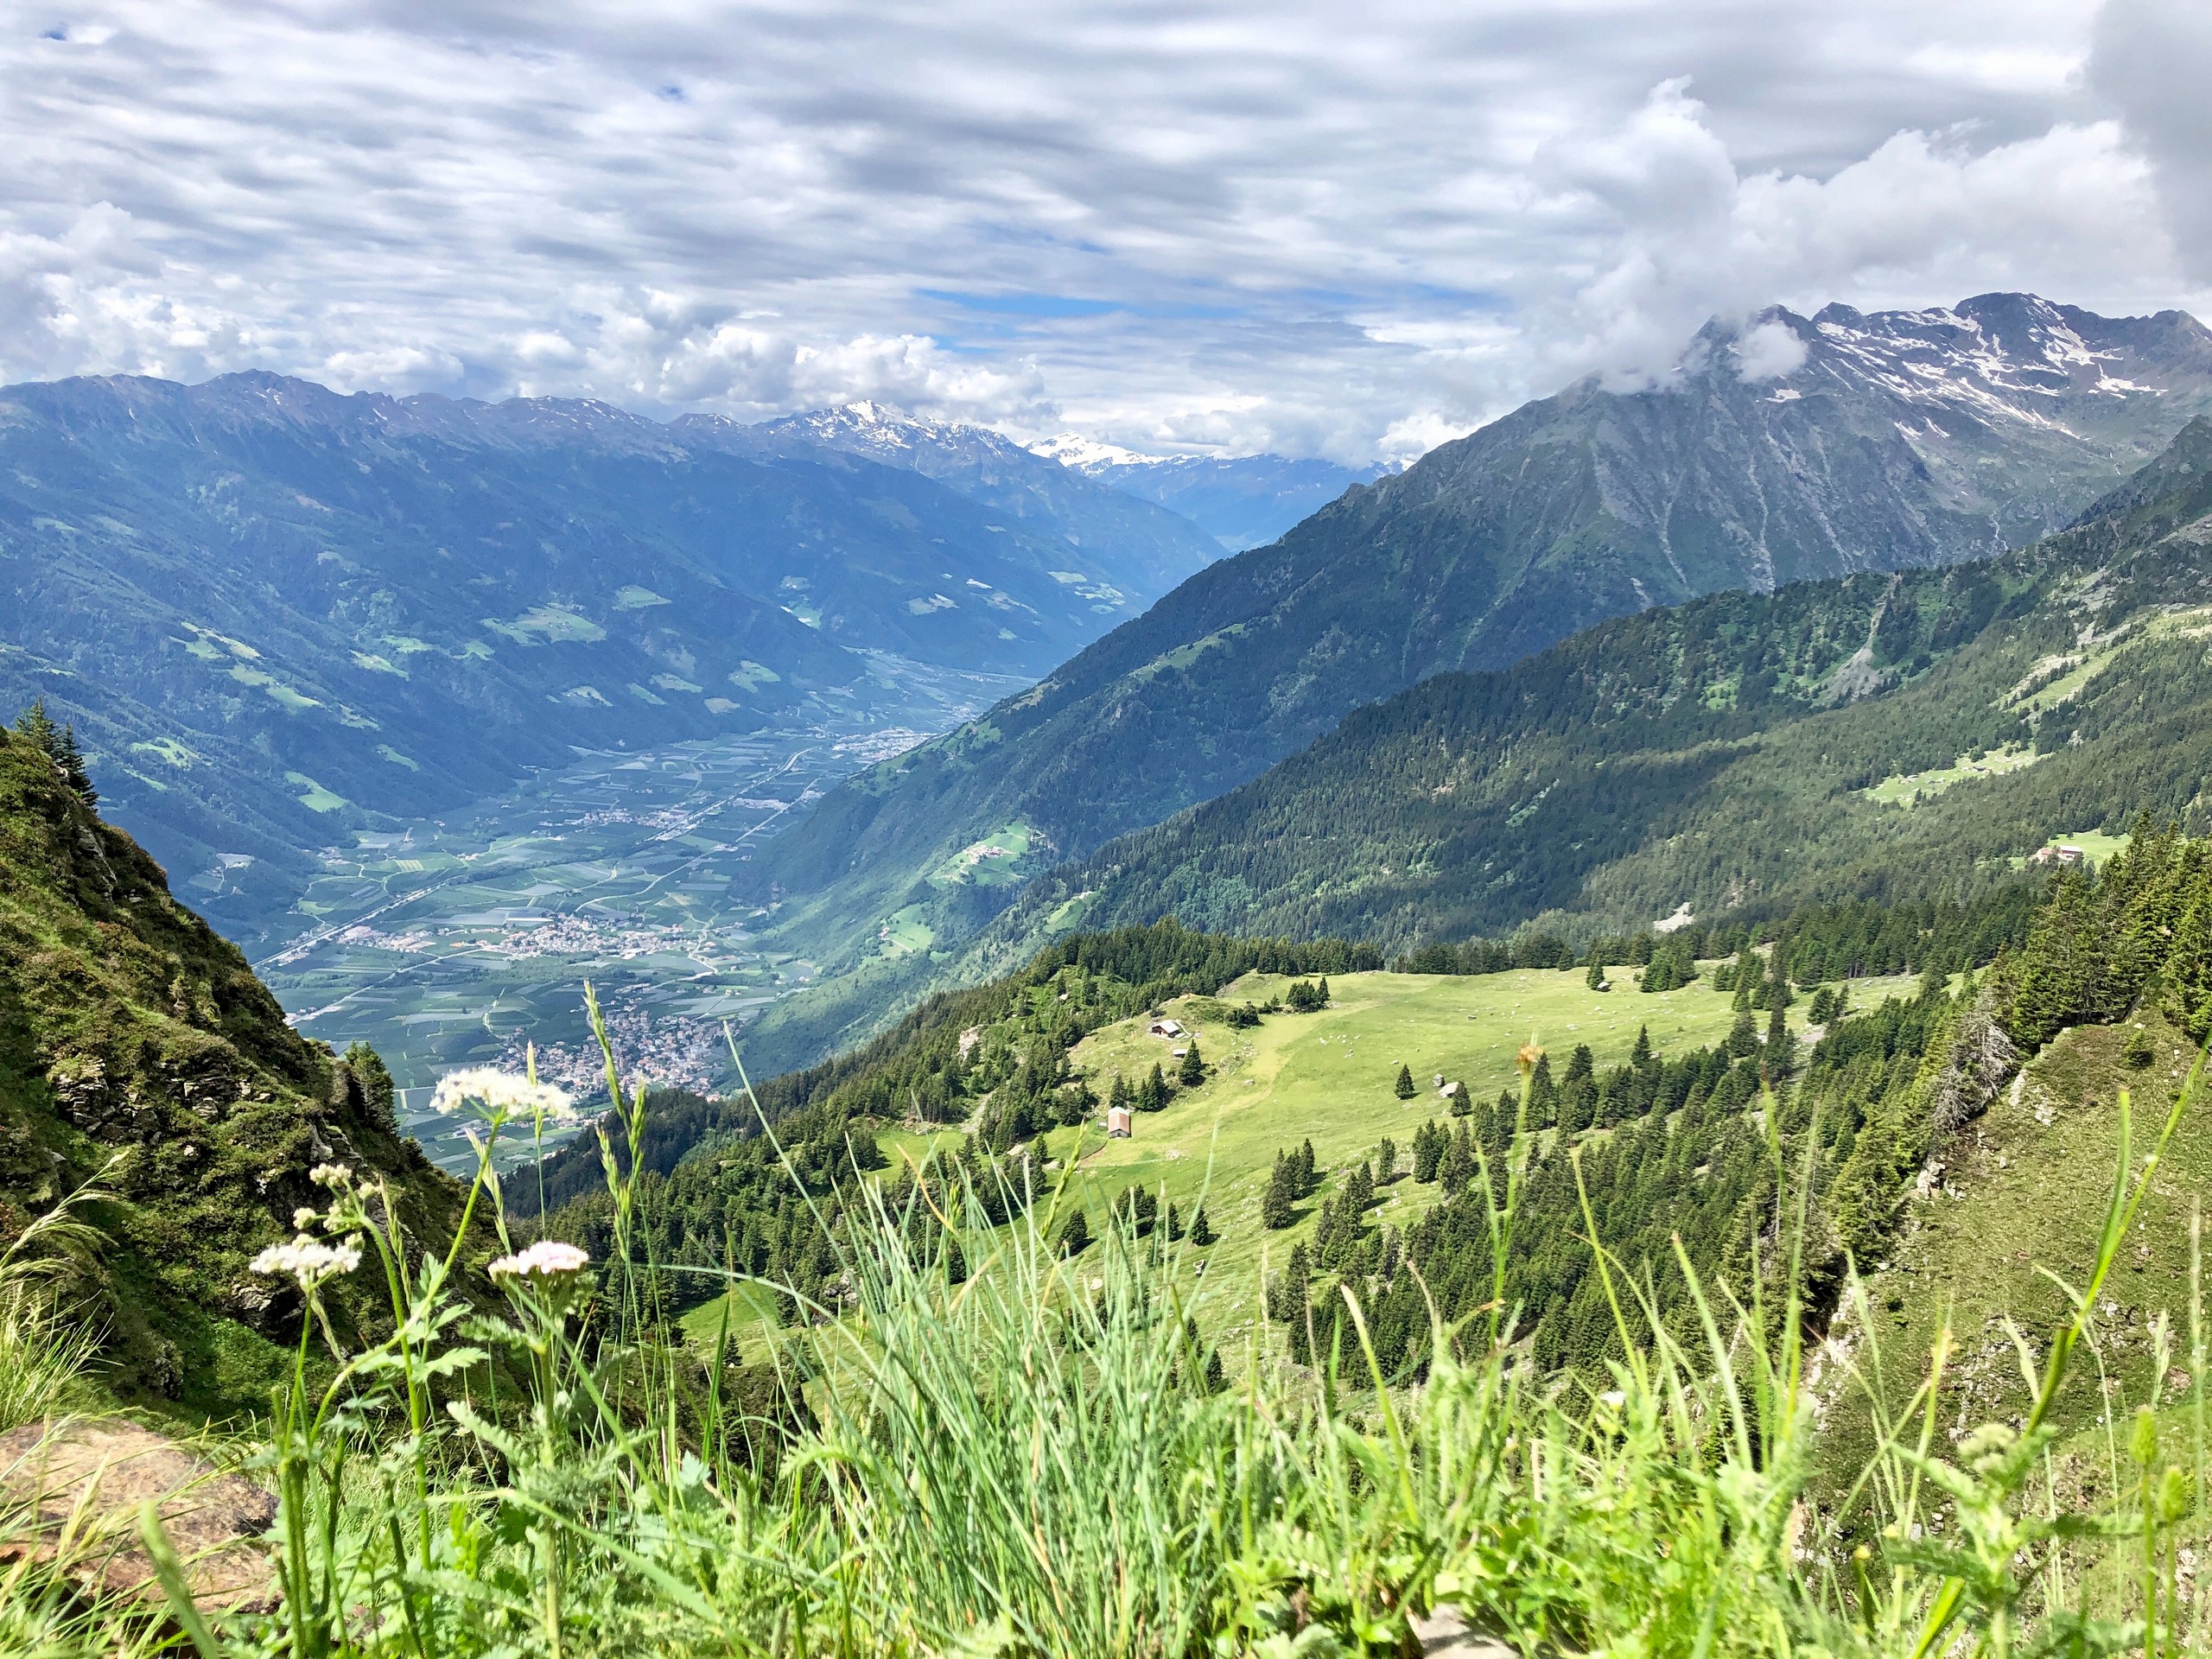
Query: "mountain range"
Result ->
[[0, 376, 1223, 936], [1027, 438, 1389, 550], [735, 294, 2212, 1068]]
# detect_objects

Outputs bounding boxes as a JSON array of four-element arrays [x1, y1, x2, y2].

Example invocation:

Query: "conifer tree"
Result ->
[[2164, 889, 2212, 1041], [1732, 946, 1758, 1010], [1764, 995, 1791, 1072], [1188, 1206, 1215, 1246], [1374, 1135, 1397, 1182], [1282, 1242, 1313, 1363], [1394, 1062, 1415, 1099], [1057, 1209, 1090, 1256], [1315, 977, 1330, 1006], [1262, 1154, 1297, 1229], [1295, 1137, 1317, 1196], [1585, 950, 1608, 990], [1140, 1062, 1168, 1110], [1411, 1120, 1443, 1183], [1630, 1024, 1654, 1069], [1439, 1122, 1473, 1196]]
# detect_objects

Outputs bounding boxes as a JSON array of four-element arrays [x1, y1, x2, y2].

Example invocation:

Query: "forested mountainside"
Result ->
[[0, 712, 464, 1413], [720, 402, 1221, 593], [0, 372, 1215, 933], [737, 296, 2212, 1066], [975, 417, 2212, 966]]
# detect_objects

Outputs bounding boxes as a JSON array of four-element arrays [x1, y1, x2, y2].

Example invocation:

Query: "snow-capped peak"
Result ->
[[1027, 433, 1173, 471]]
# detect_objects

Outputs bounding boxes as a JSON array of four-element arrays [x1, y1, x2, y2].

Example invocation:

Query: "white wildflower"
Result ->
[[251, 1233, 363, 1292], [292, 1207, 321, 1230], [489, 1240, 591, 1283], [429, 1067, 575, 1122], [308, 1162, 353, 1189]]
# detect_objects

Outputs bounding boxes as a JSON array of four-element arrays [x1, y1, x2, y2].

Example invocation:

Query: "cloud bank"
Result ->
[[0, 0, 2205, 461]]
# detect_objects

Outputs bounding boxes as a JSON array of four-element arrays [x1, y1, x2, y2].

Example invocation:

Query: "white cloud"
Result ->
[[1734, 320, 1809, 381], [0, 1, 2198, 461]]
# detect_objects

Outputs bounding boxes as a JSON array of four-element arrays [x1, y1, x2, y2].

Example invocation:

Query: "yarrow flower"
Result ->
[[251, 1233, 363, 1292], [488, 1241, 591, 1283], [429, 1067, 576, 1122], [308, 1162, 354, 1189], [292, 1207, 321, 1230]]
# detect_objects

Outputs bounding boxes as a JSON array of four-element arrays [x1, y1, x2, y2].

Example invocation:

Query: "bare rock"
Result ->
[[0, 1419, 278, 1612], [1409, 1605, 1517, 1658]]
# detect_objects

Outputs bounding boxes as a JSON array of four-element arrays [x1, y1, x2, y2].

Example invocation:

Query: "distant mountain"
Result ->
[[1029, 437, 1388, 550], [709, 403, 1223, 594], [735, 294, 2212, 1069], [0, 373, 1212, 936], [978, 417, 2212, 963]]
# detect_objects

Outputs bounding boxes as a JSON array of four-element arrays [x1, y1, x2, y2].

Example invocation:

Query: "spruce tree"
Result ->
[[1057, 1209, 1090, 1256], [1282, 1242, 1313, 1363], [53, 723, 95, 805], [1411, 1120, 1443, 1183], [1439, 1122, 1473, 1196], [1262, 1154, 1297, 1229], [1165, 1201, 1185, 1241], [1189, 1206, 1215, 1246], [1179, 1039, 1205, 1087], [1141, 1062, 1168, 1110], [1374, 1135, 1397, 1182], [1295, 1138, 1317, 1196], [1630, 1024, 1654, 1069], [2165, 890, 2212, 1041], [1764, 995, 1790, 1071], [1315, 977, 1330, 1006], [343, 1041, 397, 1132], [1394, 1062, 1415, 1099]]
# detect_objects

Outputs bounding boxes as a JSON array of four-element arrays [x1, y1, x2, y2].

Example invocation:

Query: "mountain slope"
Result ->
[[1028, 441, 1389, 551], [715, 403, 1224, 594], [0, 718, 468, 1412], [735, 296, 2212, 1061], [0, 372, 1203, 934], [976, 417, 2212, 967]]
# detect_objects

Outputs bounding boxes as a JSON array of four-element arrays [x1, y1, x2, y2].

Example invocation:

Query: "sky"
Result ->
[[1, 0, 2208, 462]]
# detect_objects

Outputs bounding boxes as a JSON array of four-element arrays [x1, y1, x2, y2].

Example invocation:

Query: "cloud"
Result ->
[[0, 1, 2198, 461], [1734, 320, 1810, 381], [2091, 0, 2212, 281]]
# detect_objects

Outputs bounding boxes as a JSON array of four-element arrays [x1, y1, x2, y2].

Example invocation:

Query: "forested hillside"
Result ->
[[972, 416, 2212, 969], [0, 707, 465, 1413], [736, 296, 2212, 1071]]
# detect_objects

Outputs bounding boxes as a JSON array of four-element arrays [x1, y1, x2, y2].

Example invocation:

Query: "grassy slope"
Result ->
[[689, 963, 1919, 1353], [0, 727, 472, 1416], [1831, 1012, 2212, 1475]]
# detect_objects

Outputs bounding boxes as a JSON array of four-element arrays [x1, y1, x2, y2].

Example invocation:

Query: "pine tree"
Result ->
[[12, 698, 58, 759], [1394, 1062, 1415, 1099], [1764, 994, 1790, 1071], [1295, 1138, 1317, 1195], [1189, 1206, 1216, 1246], [1732, 946, 1758, 1010], [1140, 1063, 1168, 1110], [1165, 1201, 1185, 1241], [1108, 1071, 1131, 1114], [2165, 888, 2212, 1041], [1630, 1024, 1654, 1069], [1282, 1242, 1313, 1363], [1374, 1135, 1397, 1181], [1411, 1120, 1444, 1183], [1179, 1039, 1205, 1087], [1315, 977, 1330, 1006], [53, 723, 95, 806], [1057, 1209, 1090, 1255], [1262, 1154, 1297, 1229], [1585, 951, 1609, 990], [1345, 1159, 1375, 1217], [1439, 1122, 1473, 1196]]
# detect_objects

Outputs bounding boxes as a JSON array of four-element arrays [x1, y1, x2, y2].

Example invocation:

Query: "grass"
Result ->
[[1862, 743, 2043, 807], [5, 1011, 2209, 1656]]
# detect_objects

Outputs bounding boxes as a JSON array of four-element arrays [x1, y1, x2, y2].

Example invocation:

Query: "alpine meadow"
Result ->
[[10, 4, 2212, 1656]]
